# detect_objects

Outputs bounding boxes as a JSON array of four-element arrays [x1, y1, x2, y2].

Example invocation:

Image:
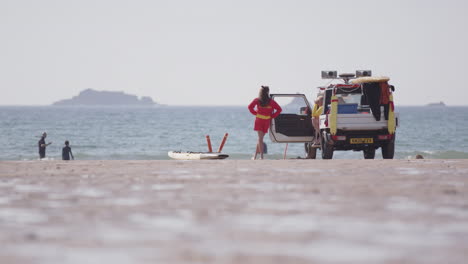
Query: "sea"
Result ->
[[1, 106, 467, 160]]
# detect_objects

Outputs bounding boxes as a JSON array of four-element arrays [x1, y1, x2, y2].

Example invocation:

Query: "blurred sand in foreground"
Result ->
[[1, 159, 468, 264]]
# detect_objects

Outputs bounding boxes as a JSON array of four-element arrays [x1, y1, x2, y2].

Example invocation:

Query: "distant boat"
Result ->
[[427, 101, 446, 107]]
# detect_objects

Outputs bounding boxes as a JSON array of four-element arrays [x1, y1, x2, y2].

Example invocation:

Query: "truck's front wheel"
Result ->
[[381, 137, 395, 159], [321, 132, 334, 159]]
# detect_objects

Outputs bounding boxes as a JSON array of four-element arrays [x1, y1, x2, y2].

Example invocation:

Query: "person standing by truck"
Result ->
[[312, 95, 324, 146], [248, 86, 282, 160]]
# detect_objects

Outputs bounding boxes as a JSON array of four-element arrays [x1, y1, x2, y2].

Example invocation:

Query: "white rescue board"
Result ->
[[168, 151, 229, 160]]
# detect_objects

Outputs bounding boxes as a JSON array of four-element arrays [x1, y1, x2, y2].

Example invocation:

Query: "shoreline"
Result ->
[[1, 159, 468, 263]]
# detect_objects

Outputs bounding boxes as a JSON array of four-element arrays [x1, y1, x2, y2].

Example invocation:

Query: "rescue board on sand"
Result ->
[[168, 151, 229, 160], [351, 76, 390, 84]]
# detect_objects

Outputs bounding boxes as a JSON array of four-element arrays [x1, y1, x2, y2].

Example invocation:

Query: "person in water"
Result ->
[[312, 95, 324, 146], [62, 140, 74, 160], [248, 86, 282, 160], [38, 132, 52, 159]]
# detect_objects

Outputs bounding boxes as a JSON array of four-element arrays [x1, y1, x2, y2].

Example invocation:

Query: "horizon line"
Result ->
[[1, 104, 468, 107]]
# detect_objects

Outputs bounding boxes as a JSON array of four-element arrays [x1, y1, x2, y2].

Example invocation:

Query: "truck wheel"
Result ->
[[381, 139, 395, 159], [363, 148, 376, 159], [304, 143, 317, 159], [321, 133, 334, 159]]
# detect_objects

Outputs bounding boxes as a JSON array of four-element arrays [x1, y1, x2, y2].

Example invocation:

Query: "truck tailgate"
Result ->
[[320, 113, 399, 131]]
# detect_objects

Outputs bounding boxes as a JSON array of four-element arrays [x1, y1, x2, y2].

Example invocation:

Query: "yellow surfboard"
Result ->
[[388, 94, 396, 134], [330, 95, 338, 135], [351, 76, 390, 84]]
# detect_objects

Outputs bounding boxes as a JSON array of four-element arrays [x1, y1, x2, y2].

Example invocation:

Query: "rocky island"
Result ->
[[427, 101, 446, 107], [52, 89, 157, 106]]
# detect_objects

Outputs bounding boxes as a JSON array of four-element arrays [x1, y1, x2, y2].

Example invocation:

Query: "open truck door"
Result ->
[[269, 94, 317, 159], [269, 94, 315, 143]]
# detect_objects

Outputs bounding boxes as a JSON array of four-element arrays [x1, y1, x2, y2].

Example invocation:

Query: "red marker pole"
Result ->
[[206, 135, 213, 153], [217, 133, 229, 153]]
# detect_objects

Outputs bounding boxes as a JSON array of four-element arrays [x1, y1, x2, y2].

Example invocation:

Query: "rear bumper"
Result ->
[[324, 130, 394, 151]]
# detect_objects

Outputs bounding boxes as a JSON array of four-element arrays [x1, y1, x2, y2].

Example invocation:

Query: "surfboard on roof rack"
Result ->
[[351, 76, 390, 84]]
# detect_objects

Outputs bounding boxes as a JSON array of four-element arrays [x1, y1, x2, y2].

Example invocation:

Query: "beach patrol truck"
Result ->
[[269, 70, 398, 159]]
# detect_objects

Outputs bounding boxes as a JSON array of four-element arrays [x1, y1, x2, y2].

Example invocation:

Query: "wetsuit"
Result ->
[[62, 146, 73, 160], [248, 98, 282, 133], [38, 137, 46, 159]]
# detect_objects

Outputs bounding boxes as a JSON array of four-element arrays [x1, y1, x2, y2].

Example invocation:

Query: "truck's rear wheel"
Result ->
[[321, 133, 334, 159], [381, 139, 395, 159], [304, 143, 317, 159], [363, 148, 376, 159]]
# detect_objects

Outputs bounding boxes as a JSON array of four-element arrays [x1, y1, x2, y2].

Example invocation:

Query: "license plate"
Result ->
[[350, 138, 374, 144]]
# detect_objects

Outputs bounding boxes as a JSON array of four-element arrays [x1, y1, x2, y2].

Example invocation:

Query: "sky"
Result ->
[[1, 0, 467, 106]]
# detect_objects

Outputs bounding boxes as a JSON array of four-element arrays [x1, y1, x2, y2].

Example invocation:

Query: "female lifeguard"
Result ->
[[248, 86, 282, 160]]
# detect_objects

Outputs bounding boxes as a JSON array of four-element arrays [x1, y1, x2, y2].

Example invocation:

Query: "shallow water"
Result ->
[[1, 106, 467, 160]]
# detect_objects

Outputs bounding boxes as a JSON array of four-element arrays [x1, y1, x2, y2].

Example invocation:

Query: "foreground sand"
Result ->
[[1, 159, 468, 264]]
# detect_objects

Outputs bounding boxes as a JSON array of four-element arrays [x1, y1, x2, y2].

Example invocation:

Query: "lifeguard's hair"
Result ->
[[315, 95, 324, 105], [258, 86, 271, 107]]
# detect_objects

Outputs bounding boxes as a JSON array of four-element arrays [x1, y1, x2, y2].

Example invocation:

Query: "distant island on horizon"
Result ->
[[52, 89, 157, 106]]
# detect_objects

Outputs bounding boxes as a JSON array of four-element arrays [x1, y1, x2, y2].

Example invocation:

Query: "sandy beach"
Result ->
[[1, 159, 467, 264]]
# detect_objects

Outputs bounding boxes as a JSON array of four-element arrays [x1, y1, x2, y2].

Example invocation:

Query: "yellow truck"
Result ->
[[269, 70, 398, 159]]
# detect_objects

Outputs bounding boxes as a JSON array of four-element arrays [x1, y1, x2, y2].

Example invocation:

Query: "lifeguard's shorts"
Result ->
[[254, 118, 271, 133]]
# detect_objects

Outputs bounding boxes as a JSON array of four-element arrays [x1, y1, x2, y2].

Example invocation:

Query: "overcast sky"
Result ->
[[1, 0, 467, 106]]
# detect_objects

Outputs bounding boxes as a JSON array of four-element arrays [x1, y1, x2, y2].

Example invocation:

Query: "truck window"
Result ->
[[273, 96, 310, 115], [336, 93, 361, 105], [323, 90, 333, 113]]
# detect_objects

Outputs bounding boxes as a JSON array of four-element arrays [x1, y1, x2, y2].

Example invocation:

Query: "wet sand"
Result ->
[[1, 159, 468, 264]]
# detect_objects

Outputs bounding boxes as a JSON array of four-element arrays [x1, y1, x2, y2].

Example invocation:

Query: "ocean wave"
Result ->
[[73, 145, 100, 149], [7, 150, 467, 161]]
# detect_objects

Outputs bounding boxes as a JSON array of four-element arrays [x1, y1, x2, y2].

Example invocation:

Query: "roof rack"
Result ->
[[321, 70, 372, 83]]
